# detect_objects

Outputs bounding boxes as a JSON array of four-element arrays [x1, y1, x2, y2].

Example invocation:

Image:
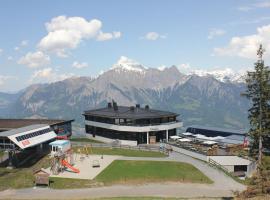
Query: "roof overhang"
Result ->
[[7, 125, 57, 150]]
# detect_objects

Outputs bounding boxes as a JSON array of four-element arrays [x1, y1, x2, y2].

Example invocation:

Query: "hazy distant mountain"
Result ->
[[0, 57, 249, 129]]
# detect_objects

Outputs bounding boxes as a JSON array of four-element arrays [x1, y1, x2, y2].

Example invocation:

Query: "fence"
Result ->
[[71, 142, 166, 153], [170, 144, 208, 161]]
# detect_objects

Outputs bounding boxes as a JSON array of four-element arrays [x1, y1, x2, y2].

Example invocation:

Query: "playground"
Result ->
[[44, 140, 121, 180], [46, 154, 120, 180]]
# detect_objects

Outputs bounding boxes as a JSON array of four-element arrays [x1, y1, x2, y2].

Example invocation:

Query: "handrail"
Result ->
[[85, 120, 181, 127], [71, 142, 167, 154], [208, 157, 229, 172]]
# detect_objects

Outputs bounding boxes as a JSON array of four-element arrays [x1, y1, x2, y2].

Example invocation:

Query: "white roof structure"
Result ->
[[170, 135, 182, 139], [209, 156, 252, 166], [203, 140, 218, 145], [5, 124, 57, 149], [178, 138, 192, 142], [181, 132, 193, 136], [194, 134, 225, 140]]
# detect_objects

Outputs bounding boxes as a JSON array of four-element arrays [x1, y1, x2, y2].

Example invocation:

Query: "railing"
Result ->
[[208, 157, 229, 172], [85, 120, 181, 127], [71, 142, 166, 153]]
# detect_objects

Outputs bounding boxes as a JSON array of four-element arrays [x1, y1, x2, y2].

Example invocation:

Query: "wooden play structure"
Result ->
[[49, 140, 80, 175]]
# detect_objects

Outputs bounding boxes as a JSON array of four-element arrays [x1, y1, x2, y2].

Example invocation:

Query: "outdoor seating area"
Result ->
[[169, 132, 245, 156]]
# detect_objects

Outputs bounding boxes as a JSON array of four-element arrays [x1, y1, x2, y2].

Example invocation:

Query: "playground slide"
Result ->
[[61, 160, 80, 173]]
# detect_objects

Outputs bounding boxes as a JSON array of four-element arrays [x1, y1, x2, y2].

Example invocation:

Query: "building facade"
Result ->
[[0, 119, 74, 151], [83, 102, 182, 144]]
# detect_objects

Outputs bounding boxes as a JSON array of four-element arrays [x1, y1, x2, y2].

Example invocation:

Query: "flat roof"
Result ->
[[187, 125, 247, 135], [0, 118, 74, 131], [49, 140, 70, 146], [209, 156, 252, 166], [84, 105, 178, 119], [0, 124, 49, 137]]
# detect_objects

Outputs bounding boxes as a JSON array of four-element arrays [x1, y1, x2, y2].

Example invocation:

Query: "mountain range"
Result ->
[[0, 56, 250, 129]]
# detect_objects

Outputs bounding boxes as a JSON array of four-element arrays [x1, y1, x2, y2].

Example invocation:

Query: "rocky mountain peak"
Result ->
[[111, 56, 147, 73]]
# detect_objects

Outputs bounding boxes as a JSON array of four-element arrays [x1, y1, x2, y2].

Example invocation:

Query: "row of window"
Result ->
[[85, 115, 177, 126], [16, 128, 52, 142]]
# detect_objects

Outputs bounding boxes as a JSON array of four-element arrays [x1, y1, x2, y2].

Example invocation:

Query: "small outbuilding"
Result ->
[[208, 156, 256, 177], [33, 168, 50, 186]]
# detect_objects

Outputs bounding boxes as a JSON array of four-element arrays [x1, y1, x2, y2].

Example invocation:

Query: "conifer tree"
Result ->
[[242, 44, 270, 165]]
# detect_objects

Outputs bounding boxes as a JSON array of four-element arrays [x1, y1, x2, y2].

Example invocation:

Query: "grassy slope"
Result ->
[[70, 137, 104, 143], [0, 155, 51, 190], [96, 160, 213, 184], [73, 147, 167, 157]]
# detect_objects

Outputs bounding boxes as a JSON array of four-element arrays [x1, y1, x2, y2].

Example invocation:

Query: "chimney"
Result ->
[[145, 105, 149, 110], [108, 102, 112, 108], [136, 104, 140, 109], [113, 101, 118, 111]]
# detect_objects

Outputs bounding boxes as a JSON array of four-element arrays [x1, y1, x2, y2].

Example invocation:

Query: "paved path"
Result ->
[[0, 152, 246, 199]]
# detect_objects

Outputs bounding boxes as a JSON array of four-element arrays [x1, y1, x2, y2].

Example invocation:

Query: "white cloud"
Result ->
[[214, 24, 270, 59], [237, 6, 253, 12], [143, 32, 166, 40], [255, 1, 270, 8], [208, 29, 226, 39], [30, 67, 74, 83], [97, 31, 121, 41], [72, 61, 88, 69], [7, 56, 13, 61], [0, 75, 15, 86], [14, 46, 20, 51], [0, 49, 3, 55], [38, 16, 121, 56], [20, 40, 28, 46], [238, 1, 270, 11], [18, 51, 50, 68]]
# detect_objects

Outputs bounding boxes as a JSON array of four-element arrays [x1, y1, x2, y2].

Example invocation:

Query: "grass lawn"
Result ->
[[0, 150, 4, 158], [0, 155, 51, 191], [95, 160, 213, 184], [73, 147, 167, 157], [49, 177, 102, 189], [70, 137, 104, 143]]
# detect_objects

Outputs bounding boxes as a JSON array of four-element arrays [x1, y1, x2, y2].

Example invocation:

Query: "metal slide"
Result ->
[[61, 159, 80, 173]]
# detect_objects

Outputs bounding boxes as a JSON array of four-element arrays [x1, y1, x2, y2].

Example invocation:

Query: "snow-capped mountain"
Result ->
[[188, 68, 245, 83], [0, 56, 249, 129], [111, 56, 147, 73]]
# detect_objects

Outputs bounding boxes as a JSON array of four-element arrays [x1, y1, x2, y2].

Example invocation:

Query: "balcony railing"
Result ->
[[85, 120, 181, 127]]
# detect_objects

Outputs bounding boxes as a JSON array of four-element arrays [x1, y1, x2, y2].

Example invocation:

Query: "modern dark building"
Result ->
[[83, 102, 182, 144]]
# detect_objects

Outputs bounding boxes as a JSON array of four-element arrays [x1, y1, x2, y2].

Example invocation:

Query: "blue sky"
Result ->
[[0, 0, 270, 92]]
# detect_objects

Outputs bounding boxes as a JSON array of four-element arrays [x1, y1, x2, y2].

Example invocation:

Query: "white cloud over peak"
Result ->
[[143, 32, 166, 40], [208, 29, 226, 39], [72, 61, 88, 69], [30, 67, 74, 83], [214, 24, 270, 59], [38, 16, 121, 56], [18, 51, 50, 68], [0, 75, 15, 86]]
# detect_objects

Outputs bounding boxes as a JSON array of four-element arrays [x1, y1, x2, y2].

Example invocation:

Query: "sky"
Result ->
[[0, 0, 270, 92]]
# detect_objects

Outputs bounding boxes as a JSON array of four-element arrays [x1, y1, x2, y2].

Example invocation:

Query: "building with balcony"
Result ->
[[83, 102, 182, 145]]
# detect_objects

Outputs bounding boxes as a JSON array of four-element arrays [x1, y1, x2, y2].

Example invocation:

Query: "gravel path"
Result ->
[[0, 152, 246, 199]]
